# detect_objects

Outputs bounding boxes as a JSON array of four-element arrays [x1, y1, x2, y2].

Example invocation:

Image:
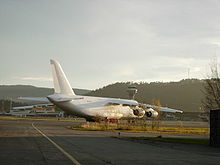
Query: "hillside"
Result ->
[[0, 80, 205, 112], [87, 79, 205, 112], [0, 85, 91, 99]]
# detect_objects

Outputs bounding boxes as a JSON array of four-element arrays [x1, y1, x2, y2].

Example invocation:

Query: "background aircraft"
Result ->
[[15, 60, 183, 121]]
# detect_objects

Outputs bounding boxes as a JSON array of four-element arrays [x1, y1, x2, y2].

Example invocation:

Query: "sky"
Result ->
[[0, 0, 220, 90]]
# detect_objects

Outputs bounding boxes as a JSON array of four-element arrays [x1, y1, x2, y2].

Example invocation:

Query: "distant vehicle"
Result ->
[[15, 60, 183, 122], [198, 114, 209, 121]]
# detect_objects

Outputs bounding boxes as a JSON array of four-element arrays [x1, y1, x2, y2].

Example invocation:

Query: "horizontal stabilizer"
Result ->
[[52, 96, 84, 102]]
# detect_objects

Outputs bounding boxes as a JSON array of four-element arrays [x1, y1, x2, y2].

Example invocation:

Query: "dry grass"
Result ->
[[71, 122, 209, 135]]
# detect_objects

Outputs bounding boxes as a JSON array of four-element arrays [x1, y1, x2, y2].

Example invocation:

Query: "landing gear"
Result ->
[[104, 118, 119, 123], [108, 119, 119, 123]]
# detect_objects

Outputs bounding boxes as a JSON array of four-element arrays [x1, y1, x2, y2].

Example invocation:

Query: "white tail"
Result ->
[[50, 59, 75, 95]]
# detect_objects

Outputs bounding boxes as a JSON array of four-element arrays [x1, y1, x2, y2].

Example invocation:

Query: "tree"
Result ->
[[0, 99, 27, 112], [202, 58, 220, 112]]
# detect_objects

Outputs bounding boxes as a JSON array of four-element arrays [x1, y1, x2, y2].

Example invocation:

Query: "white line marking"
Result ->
[[32, 122, 81, 165]]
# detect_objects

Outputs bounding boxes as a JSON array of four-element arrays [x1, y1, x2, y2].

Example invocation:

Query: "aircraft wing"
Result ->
[[13, 105, 36, 110], [106, 98, 139, 106], [17, 97, 50, 102], [140, 103, 183, 113], [106, 99, 183, 113], [13, 103, 54, 110]]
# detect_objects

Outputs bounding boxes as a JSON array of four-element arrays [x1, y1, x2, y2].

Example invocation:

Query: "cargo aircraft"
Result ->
[[15, 60, 183, 121]]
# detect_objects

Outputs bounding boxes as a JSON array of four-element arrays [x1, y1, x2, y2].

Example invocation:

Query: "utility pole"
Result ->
[[2, 100, 4, 112], [9, 98, 12, 112]]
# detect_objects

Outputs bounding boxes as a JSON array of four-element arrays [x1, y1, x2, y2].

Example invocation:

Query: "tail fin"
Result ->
[[50, 59, 75, 95]]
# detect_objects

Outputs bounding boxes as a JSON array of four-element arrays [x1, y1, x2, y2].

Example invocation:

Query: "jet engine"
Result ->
[[145, 108, 158, 118], [132, 108, 145, 117]]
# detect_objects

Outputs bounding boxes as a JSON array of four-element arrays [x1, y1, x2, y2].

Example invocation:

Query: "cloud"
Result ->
[[17, 77, 52, 82], [211, 42, 220, 47], [1, 1, 220, 89]]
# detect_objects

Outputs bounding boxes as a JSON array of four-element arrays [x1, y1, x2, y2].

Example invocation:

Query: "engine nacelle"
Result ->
[[132, 108, 145, 117], [146, 108, 158, 118]]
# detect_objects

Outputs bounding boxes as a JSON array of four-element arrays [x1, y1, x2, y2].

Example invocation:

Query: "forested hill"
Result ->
[[87, 79, 205, 112], [0, 85, 91, 99], [0, 79, 205, 112]]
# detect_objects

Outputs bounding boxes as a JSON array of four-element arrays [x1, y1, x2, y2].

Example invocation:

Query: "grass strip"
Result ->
[[70, 123, 209, 135], [130, 137, 209, 145]]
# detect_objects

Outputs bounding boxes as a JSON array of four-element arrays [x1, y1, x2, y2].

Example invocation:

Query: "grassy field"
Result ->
[[70, 122, 209, 135]]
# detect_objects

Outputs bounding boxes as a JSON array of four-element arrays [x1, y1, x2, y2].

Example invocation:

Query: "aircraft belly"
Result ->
[[55, 102, 87, 117]]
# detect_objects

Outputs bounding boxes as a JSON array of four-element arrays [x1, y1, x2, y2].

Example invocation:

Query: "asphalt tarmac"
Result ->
[[0, 119, 219, 165]]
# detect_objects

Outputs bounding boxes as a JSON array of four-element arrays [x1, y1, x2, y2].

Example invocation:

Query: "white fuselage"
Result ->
[[47, 94, 145, 120]]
